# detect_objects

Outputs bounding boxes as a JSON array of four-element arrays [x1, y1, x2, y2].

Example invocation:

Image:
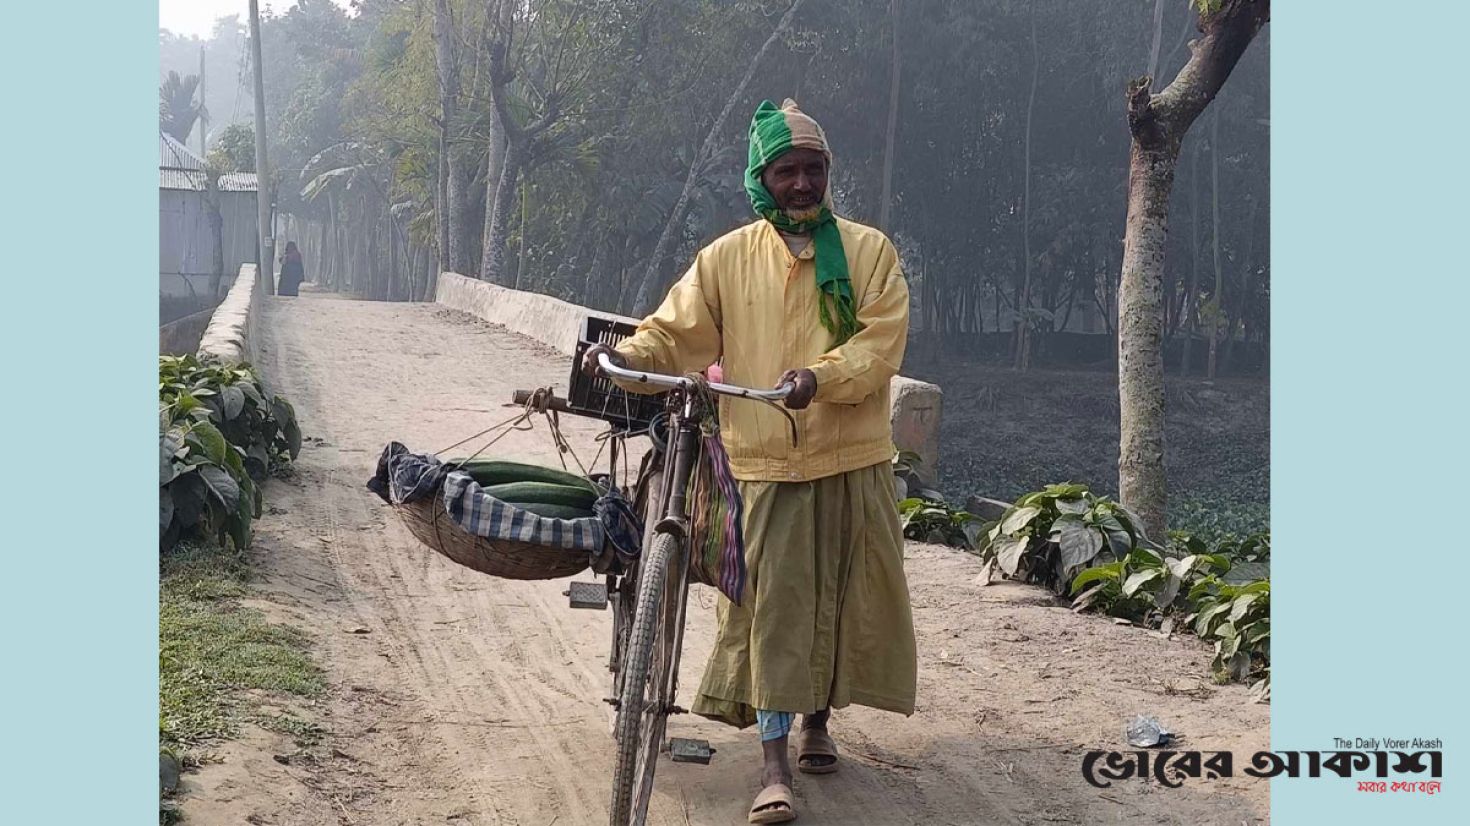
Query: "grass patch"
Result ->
[[253, 711, 328, 746], [159, 542, 323, 752]]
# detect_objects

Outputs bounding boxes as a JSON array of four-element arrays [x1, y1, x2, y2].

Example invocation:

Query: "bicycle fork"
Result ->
[[656, 414, 714, 764]]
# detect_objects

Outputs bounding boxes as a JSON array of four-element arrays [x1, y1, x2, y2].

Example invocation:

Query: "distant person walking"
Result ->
[[278, 241, 306, 296]]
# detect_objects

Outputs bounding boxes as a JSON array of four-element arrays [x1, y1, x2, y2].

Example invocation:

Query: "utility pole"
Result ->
[[198, 46, 208, 158], [248, 0, 275, 294]]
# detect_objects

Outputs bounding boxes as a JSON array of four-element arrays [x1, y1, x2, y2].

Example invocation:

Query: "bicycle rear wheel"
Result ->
[[608, 529, 682, 825]]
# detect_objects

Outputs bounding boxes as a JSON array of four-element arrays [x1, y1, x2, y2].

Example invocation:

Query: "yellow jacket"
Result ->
[[616, 217, 909, 482]]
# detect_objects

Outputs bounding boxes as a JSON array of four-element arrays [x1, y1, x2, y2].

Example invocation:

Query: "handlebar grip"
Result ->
[[511, 389, 575, 413], [596, 352, 794, 401]]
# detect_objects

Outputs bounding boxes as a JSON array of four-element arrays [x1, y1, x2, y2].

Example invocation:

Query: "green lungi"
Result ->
[[691, 461, 917, 728]]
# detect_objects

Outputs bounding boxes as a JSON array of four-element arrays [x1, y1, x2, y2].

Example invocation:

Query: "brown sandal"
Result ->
[[748, 782, 797, 824], [797, 728, 839, 774]]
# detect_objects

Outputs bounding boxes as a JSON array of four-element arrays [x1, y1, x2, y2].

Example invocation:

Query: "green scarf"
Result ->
[[743, 99, 860, 345]]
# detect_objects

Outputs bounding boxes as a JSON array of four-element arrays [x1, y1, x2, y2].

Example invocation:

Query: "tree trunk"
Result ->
[[203, 174, 226, 300], [1013, 5, 1039, 371], [479, 121, 508, 278], [318, 212, 327, 289], [387, 204, 400, 301], [514, 177, 530, 290], [1147, 0, 1167, 85], [1150, 0, 1173, 349], [1207, 110, 1223, 380], [1181, 139, 1201, 375], [1223, 196, 1259, 373], [994, 278, 1003, 352], [1057, 278, 1080, 334], [1117, 0, 1269, 542], [478, 0, 512, 280], [1119, 136, 1176, 544], [327, 192, 341, 290], [632, 0, 807, 315], [480, 4, 561, 287], [877, 0, 902, 232], [483, 143, 526, 286], [434, 0, 472, 274], [925, 258, 941, 364], [436, 124, 449, 275]]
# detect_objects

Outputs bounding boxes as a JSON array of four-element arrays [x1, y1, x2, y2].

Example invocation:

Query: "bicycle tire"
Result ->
[[608, 529, 680, 825], [608, 464, 663, 739]]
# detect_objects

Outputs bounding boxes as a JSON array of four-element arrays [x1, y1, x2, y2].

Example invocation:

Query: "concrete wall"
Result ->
[[160, 188, 259, 295], [434, 272, 944, 476], [435, 272, 633, 357], [197, 264, 262, 365], [160, 307, 216, 356]]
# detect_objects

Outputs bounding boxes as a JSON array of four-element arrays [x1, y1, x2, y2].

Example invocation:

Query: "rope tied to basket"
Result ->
[[431, 387, 601, 482]]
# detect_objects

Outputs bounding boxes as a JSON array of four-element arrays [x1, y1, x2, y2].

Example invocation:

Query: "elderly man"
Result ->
[[584, 99, 915, 824]]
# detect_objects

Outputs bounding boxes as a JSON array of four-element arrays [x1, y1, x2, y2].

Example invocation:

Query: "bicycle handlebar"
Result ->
[[597, 353, 793, 401], [510, 388, 574, 412]]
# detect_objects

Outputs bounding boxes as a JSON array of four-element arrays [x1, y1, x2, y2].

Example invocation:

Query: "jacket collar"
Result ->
[[758, 218, 818, 262]]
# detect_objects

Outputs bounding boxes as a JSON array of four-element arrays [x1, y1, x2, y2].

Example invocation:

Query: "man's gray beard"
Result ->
[[784, 204, 822, 224]]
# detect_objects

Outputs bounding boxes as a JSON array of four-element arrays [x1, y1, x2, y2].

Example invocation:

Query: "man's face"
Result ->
[[761, 147, 828, 221]]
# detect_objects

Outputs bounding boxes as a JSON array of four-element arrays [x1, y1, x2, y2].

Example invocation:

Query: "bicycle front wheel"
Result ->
[[608, 529, 681, 825]]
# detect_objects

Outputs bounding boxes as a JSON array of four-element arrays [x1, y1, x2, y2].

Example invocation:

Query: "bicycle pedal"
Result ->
[[566, 581, 608, 610], [668, 738, 715, 765]]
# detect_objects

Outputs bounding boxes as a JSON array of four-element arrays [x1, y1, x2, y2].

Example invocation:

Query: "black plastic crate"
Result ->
[[566, 316, 667, 430]]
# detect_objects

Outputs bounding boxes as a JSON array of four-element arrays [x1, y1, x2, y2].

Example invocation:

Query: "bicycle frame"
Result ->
[[643, 388, 702, 720], [602, 355, 791, 823], [521, 353, 791, 824], [607, 352, 794, 711]]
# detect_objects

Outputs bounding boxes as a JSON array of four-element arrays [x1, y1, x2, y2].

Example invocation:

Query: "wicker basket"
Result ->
[[393, 497, 592, 580]]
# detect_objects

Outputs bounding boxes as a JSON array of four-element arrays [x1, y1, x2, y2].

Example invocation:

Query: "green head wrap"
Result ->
[[744, 99, 860, 345]]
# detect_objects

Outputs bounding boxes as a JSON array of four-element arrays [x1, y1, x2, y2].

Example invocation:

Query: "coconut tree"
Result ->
[[159, 71, 207, 144]]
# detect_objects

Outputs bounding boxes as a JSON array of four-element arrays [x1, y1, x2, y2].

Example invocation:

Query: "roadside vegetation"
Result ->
[[159, 356, 317, 822], [895, 475, 1269, 702]]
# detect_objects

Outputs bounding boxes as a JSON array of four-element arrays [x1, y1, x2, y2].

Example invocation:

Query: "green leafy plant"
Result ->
[[160, 356, 301, 551], [897, 496, 982, 549], [1171, 529, 1269, 563], [1219, 531, 1269, 563], [976, 484, 1146, 594], [892, 449, 983, 549], [891, 449, 944, 503], [1188, 576, 1270, 695], [1069, 528, 1271, 699], [161, 355, 301, 476], [160, 417, 258, 551], [1070, 546, 1231, 620]]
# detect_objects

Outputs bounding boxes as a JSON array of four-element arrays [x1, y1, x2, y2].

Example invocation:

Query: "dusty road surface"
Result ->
[[180, 291, 1269, 826]]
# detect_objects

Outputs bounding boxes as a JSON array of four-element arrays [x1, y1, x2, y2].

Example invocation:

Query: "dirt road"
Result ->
[[182, 291, 1269, 825]]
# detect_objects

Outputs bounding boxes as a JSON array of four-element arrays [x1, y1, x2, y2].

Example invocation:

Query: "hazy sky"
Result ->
[[158, 0, 351, 39]]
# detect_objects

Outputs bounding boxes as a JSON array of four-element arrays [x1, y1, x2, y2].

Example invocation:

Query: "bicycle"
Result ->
[[512, 326, 791, 826]]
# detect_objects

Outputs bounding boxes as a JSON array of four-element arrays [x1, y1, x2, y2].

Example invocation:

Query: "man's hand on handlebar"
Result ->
[[777, 368, 818, 410], [581, 343, 628, 378], [582, 343, 809, 406]]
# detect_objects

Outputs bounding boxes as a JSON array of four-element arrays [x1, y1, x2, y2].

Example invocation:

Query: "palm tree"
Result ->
[[159, 71, 207, 144]]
